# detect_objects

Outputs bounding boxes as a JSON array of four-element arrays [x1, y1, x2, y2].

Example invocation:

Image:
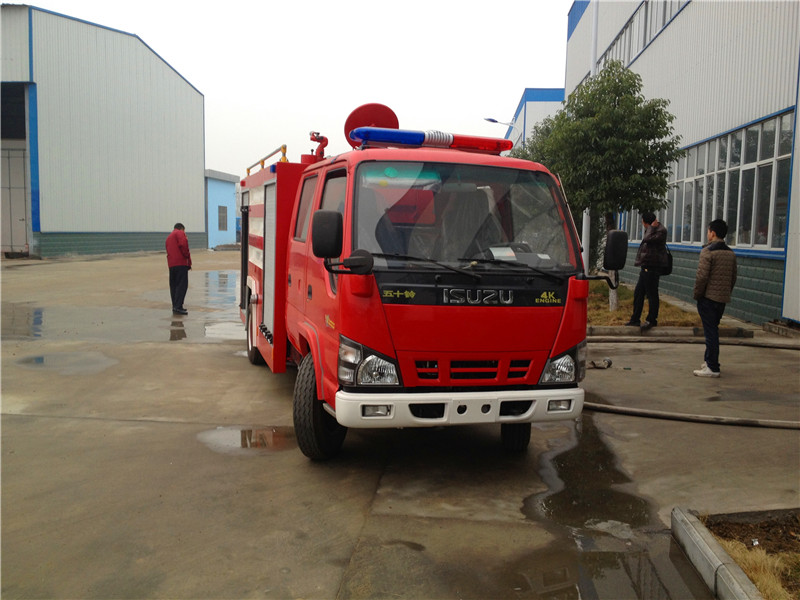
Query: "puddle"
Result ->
[[494, 537, 680, 599], [523, 414, 653, 533], [204, 322, 245, 340], [203, 271, 238, 308], [2, 270, 246, 344], [505, 416, 708, 598], [1, 303, 43, 339], [343, 521, 708, 600], [16, 351, 119, 375], [167, 270, 244, 342], [169, 320, 187, 341], [197, 426, 296, 455]]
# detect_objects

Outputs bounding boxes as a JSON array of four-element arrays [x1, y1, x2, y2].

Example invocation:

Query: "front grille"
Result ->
[[451, 360, 498, 379], [416, 360, 439, 380], [414, 358, 532, 383], [508, 359, 532, 379]]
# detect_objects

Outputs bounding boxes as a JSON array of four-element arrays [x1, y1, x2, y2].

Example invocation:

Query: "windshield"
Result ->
[[353, 161, 581, 271]]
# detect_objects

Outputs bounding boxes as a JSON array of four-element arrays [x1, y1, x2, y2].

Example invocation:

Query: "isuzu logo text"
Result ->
[[442, 288, 514, 305]]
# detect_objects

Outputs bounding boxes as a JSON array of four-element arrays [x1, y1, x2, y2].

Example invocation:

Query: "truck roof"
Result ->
[[298, 146, 555, 177]]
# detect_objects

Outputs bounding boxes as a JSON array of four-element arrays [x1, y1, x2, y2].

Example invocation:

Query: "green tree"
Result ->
[[512, 60, 683, 265]]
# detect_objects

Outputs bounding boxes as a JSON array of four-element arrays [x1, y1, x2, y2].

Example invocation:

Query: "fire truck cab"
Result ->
[[240, 104, 627, 460]]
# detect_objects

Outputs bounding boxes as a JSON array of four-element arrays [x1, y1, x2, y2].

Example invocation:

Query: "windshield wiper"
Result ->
[[371, 253, 481, 281], [458, 257, 569, 282]]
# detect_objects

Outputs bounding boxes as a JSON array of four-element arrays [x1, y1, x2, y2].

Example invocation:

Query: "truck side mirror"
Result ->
[[312, 211, 374, 275], [312, 210, 343, 259], [341, 249, 374, 275], [585, 230, 629, 289], [603, 230, 628, 271]]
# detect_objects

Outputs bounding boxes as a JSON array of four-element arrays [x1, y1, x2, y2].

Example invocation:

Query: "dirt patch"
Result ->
[[704, 509, 800, 598]]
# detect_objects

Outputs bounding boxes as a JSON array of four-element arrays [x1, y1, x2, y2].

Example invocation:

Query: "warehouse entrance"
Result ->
[[1, 83, 30, 257]]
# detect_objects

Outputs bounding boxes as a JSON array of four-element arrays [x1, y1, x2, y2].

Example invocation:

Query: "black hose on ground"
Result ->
[[584, 402, 800, 430]]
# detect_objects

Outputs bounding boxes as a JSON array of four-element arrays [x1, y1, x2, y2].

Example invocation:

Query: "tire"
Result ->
[[246, 301, 265, 365], [501, 423, 531, 452], [293, 353, 347, 460]]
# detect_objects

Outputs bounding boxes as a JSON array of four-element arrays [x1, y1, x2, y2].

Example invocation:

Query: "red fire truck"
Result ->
[[239, 104, 627, 460]]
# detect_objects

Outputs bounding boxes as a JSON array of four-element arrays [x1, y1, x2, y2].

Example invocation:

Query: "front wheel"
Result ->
[[501, 423, 531, 452], [293, 354, 347, 460]]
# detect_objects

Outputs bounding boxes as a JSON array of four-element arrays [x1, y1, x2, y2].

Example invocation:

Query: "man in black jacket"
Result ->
[[625, 212, 669, 331]]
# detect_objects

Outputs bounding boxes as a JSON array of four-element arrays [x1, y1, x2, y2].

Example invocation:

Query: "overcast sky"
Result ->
[[25, 0, 576, 176]]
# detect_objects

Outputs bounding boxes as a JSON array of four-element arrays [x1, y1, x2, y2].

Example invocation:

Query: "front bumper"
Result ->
[[332, 387, 584, 428]]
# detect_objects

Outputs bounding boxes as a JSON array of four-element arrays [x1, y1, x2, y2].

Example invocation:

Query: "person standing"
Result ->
[[625, 212, 669, 330], [166, 223, 192, 315], [693, 219, 737, 378]]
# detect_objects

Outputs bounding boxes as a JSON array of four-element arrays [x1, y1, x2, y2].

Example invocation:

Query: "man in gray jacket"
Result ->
[[693, 219, 737, 378]]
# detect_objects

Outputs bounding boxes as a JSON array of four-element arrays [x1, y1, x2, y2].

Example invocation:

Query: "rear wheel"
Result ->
[[246, 301, 264, 365], [293, 354, 347, 460], [501, 423, 531, 452]]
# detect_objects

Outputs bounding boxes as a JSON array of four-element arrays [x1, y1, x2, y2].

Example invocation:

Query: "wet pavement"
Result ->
[[2, 250, 797, 599]]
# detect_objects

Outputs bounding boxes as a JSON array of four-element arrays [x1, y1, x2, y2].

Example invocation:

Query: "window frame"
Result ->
[[627, 110, 793, 251]]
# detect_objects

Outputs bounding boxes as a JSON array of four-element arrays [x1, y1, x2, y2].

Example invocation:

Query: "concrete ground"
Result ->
[[2, 250, 797, 599]]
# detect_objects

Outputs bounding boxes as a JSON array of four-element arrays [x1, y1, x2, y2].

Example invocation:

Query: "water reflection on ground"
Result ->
[[513, 414, 694, 599], [197, 426, 297, 455], [1, 270, 245, 344]]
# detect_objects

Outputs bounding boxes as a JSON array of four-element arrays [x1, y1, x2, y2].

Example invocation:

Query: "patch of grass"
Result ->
[[718, 539, 800, 600], [587, 280, 701, 327]]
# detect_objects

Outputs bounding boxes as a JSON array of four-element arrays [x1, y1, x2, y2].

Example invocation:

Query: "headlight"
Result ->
[[357, 355, 399, 385], [338, 336, 400, 386], [540, 342, 586, 384], [540, 354, 576, 383]]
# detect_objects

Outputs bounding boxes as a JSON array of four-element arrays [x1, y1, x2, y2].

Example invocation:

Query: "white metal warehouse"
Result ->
[[1, 5, 205, 257], [564, 0, 799, 325]]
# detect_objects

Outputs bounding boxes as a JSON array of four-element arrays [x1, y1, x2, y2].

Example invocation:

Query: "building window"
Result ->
[[218, 205, 228, 231], [626, 110, 793, 250], [599, 0, 689, 69]]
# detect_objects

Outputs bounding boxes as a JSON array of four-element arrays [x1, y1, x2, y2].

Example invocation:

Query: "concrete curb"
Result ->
[[588, 326, 754, 338], [671, 507, 764, 600]]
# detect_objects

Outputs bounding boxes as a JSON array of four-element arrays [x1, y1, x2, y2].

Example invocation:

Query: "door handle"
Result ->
[[307, 285, 312, 300]]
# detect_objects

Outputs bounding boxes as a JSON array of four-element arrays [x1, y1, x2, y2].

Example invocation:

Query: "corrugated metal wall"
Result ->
[[634, 1, 799, 145], [565, 3, 592, 92], [1, 6, 31, 81], [30, 9, 204, 234], [33, 231, 208, 257], [567, 1, 799, 144], [566, 2, 635, 92]]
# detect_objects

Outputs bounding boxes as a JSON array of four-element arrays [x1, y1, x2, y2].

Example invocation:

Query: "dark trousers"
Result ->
[[169, 265, 189, 310], [631, 268, 661, 324], [697, 297, 726, 372]]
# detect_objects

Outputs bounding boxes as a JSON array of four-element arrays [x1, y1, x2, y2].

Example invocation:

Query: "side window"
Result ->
[[294, 176, 318, 241], [320, 170, 347, 214], [320, 170, 348, 294]]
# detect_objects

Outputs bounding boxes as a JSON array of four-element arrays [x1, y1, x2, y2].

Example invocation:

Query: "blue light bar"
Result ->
[[350, 127, 427, 147], [349, 126, 513, 154]]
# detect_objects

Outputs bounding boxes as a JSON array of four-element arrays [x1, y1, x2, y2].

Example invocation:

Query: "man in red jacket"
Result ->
[[166, 223, 192, 315]]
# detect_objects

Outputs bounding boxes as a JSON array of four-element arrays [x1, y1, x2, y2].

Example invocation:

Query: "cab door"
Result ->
[[286, 175, 319, 351], [303, 168, 348, 400]]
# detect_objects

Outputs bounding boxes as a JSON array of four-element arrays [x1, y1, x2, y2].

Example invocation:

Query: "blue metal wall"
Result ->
[[206, 177, 237, 248]]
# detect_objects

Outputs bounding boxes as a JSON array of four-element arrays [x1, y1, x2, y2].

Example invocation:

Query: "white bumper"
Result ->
[[332, 387, 584, 428]]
